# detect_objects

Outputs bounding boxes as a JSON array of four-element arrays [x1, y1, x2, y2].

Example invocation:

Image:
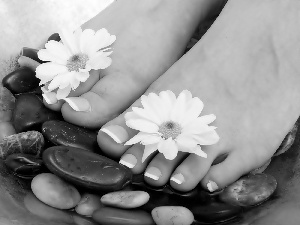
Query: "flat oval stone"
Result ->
[[152, 206, 194, 225], [20, 47, 44, 63], [101, 191, 150, 209], [47, 33, 61, 42], [4, 153, 44, 179], [12, 94, 62, 133], [31, 173, 81, 209], [220, 173, 277, 207], [0, 121, 16, 141], [92, 207, 154, 225], [191, 201, 242, 224], [42, 120, 100, 152], [0, 85, 15, 122], [2, 66, 40, 95], [43, 146, 132, 192], [24, 192, 74, 223], [0, 131, 44, 159], [75, 193, 103, 216]]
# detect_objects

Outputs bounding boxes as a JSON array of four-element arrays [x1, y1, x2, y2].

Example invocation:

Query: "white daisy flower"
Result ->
[[35, 27, 116, 104], [124, 90, 220, 162]]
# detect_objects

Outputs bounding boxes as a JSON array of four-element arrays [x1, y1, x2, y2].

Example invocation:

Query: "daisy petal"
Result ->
[[124, 111, 145, 121], [141, 135, 161, 145], [125, 132, 155, 146], [170, 90, 192, 124], [75, 71, 90, 82], [56, 85, 71, 100], [47, 72, 72, 91], [59, 29, 80, 54], [140, 95, 162, 125], [199, 114, 217, 125], [182, 118, 216, 135], [176, 135, 199, 150], [142, 144, 158, 162], [157, 138, 178, 160], [126, 119, 159, 133], [192, 130, 220, 145], [94, 28, 116, 51], [87, 51, 112, 70], [38, 49, 67, 65], [181, 98, 204, 126], [42, 91, 57, 105], [36, 63, 68, 84], [44, 40, 71, 60], [190, 145, 207, 158], [131, 107, 155, 122], [79, 29, 95, 53]]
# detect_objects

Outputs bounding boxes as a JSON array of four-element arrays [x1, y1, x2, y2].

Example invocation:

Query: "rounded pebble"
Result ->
[[75, 193, 102, 216], [101, 191, 150, 209], [92, 207, 154, 225], [47, 33, 61, 42], [43, 146, 132, 192], [0, 122, 16, 141], [220, 173, 277, 207], [0, 85, 15, 122], [31, 173, 81, 209], [0, 130, 44, 159], [12, 94, 62, 133], [152, 206, 194, 225], [20, 47, 44, 63]]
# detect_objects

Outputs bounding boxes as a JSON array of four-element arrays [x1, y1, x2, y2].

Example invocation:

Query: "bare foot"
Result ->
[[45, 0, 222, 128], [98, 0, 300, 192]]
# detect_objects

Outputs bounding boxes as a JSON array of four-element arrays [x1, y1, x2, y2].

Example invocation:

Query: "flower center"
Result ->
[[158, 121, 182, 140], [66, 54, 89, 72]]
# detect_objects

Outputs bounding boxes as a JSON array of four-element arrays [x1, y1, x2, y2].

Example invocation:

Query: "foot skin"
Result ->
[[46, 0, 222, 128], [98, 0, 300, 192]]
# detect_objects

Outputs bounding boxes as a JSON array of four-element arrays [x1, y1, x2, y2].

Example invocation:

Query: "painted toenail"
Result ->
[[63, 97, 91, 112], [42, 92, 57, 104], [144, 167, 162, 181], [207, 180, 219, 192], [119, 154, 137, 169], [100, 125, 129, 144], [170, 173, 185, 184]]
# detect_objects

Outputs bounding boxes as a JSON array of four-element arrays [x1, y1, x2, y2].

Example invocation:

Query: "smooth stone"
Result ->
[[2, 66, 40, 95], [20, 47, 44, 63], [18, 55, 40, 72], [42, 120, 100, 152], [12, 94, 62, 132], [0, 85, 15, 122], [75, 193, 103, 216], [73, 214, 98, 225], [4, 153, 44, 179], [47, 33, 61, 42], [31, 173, 81, 209], [92, 207, 155, 225], [24, 192, 74, 223], [43, 146, 132, 192], [220, 173, 277, 207], [0, 131, 44, 159], [0, 121, 16, 141], [191, 201, 242, 224], [152, 206, 194, 225], [101, 191, 150, 209]]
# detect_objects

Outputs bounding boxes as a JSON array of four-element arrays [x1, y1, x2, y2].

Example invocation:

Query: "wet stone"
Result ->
[[2, 66, 40, 95], [42, 120, 100, 152], [4, 153, 44, 179], [12, 94, 62, 133], [101, 191, 150, 209], [47, 33, 61, 42], [0, 131, 44, 159], [0, 122, 16, 141], [191, 201, 242, 224], [0, 85, 15, 122], [21, 47, 44, 63], [75, 193, 103, 217], [152, 206, 194, 225], [92, 207, 155, 225], [219, 173, 277, 207], [31, 173, 81, 209], [43, 146, 132, 192]]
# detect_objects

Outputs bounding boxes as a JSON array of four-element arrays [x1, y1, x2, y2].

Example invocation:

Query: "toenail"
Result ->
[[144, 167, 162, 181], [207, 180, 219, 192], [42, 92, 57, 104], [170, 173, 185, 184], [119, 154, 137, 169], [100, 125, 129, 144], [63, 97, 91, 112]]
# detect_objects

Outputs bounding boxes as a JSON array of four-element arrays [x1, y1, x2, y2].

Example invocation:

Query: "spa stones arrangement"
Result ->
[[0, 44, 293, 225]]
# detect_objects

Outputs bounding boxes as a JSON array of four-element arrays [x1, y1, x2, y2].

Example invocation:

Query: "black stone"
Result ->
[[92, 207, 155, 225], [20, 47, 44, 64], [42, 120, 101, 153], [43, 146, 132, 192], [4, 153, 45, 179], [47, 33, 61, 42], [2, 67, 40, 95], [12, 94, 62, 133]]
